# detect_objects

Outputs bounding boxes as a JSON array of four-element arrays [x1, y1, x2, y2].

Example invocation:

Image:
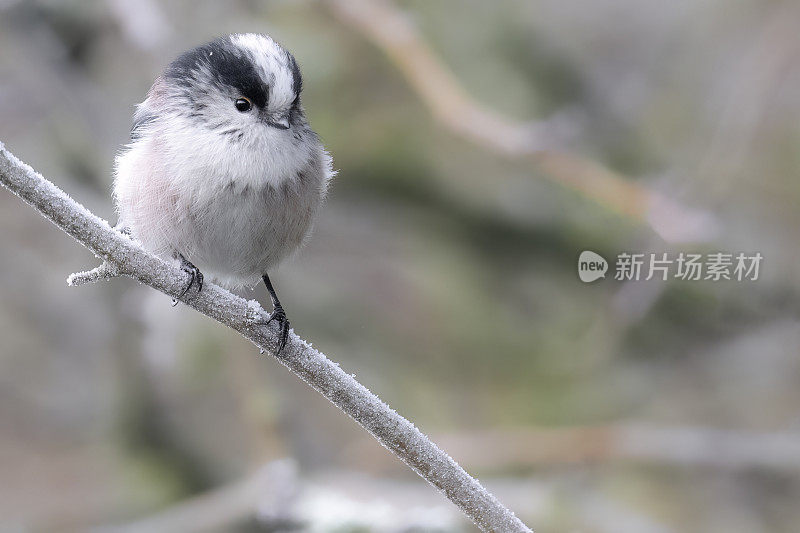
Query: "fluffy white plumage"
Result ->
[[114, 34, 334, 288]]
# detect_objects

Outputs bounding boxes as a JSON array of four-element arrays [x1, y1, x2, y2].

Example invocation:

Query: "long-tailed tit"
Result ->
[[114, 34, 334, 352]]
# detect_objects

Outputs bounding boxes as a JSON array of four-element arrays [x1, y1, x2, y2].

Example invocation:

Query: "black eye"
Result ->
[[235, 98, 252, 112]]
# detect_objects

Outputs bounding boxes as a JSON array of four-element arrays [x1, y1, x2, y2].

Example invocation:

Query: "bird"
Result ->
[[114, 33, 334, 353]]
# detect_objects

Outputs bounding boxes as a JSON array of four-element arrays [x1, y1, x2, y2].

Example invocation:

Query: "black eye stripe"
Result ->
[[165, 39, 269, 109], [163, 36, 304, 114], [287, 53, 302, 95]]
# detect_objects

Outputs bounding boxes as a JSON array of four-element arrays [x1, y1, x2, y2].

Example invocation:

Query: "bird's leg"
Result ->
[[263, 273, 289, 353], [172, 253, 203, 306]]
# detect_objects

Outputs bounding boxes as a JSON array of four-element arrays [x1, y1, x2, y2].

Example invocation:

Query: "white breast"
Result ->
[[114, 117, 332, 288]]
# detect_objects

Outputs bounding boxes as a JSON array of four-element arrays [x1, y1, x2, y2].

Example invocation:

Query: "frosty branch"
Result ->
[[0, 143, 531, 533]]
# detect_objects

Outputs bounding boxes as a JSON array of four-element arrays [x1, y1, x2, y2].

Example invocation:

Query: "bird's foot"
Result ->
[[172, 255, 203, 306], [267, 305, 290, 354]]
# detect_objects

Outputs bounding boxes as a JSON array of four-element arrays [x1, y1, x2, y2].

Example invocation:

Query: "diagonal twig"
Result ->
[[0, 142, 532, 532]]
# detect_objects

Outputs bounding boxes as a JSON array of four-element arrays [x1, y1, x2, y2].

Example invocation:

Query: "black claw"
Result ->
[[267, 306, 290, 354], [176, 255, 203, 302], [262, 274, 290, 354]]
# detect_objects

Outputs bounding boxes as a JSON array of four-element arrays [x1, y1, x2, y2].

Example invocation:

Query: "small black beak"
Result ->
[[267, 120, 290, 130], [264, 111, 291, 130]]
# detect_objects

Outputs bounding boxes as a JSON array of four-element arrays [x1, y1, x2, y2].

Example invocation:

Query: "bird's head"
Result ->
[[156, 33, 305, 139]]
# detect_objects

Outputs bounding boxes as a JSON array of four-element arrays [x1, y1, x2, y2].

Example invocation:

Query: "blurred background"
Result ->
[[1, 0, 800, 531]]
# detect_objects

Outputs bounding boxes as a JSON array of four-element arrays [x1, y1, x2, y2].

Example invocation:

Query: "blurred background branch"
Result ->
[[350, 424, 800, 473], [97, 460, 302, 533], [324, 0, 718, 243], [100, 458, 676, 533]]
